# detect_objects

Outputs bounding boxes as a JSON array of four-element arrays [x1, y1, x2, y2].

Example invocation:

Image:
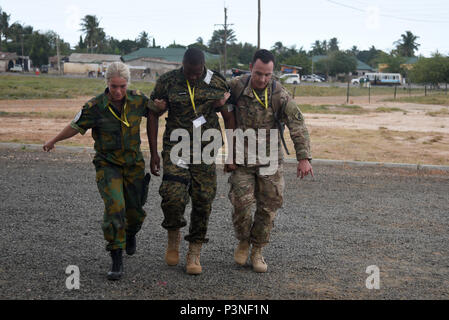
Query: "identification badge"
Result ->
[[193, 115, 206, 128], [203, 69, 214, 85]]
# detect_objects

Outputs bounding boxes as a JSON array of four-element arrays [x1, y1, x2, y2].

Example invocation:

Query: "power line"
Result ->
[[325, 0, 449, 23]]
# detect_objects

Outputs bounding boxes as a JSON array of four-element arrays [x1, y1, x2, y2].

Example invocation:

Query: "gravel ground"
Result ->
[[0, 147, 448, 300]]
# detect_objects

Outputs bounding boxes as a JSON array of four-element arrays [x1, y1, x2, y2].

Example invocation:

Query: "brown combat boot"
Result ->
[[234, 240, 250, 266], [165, 229, 181, 266], [186, 242, 202, 275], [250, 245, 268, 273]]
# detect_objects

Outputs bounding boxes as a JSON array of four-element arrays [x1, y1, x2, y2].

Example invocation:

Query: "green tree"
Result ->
[[378, 52, 407, 75], [188, 37, 208, 51], [136, 31, 150, 48], [315, 51, 357, 78], [0, 7, 11, 50], [80, 15, 105, 53], [409, 54, 449, 86], [328, 37, 339, 52], [207, 28, 237, 54], [394, 31, 420, 57]]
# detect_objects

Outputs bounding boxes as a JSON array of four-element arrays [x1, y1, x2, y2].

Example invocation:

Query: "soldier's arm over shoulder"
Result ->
[[70, 98, 98, 135], [148, 73, 170, 116], [282, 90, 312, 161]]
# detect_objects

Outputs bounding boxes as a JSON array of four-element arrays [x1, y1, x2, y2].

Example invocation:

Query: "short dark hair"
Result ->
[[252, 49, 275, 65], [183, 48, 205, 66]]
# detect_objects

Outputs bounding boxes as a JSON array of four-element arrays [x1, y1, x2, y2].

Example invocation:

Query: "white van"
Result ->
[[280, 73, 301, 84]]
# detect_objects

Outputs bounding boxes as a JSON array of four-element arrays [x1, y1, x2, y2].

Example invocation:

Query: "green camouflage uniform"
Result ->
[[149, 67, 228, 243], [70, 88, 151, 251], [228, 75, 311, 245]]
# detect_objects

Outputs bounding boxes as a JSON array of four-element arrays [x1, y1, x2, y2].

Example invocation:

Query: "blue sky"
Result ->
[[1, 0, 448, 56]]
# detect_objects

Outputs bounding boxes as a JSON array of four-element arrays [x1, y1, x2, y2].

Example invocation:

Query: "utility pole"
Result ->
[[215, 6, 233, 76], [257, 0, 261, 49], [21, 33, 24, 72], [56, 35, 61, 75]]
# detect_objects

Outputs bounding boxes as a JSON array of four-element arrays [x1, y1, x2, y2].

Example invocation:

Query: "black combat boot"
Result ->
[[126, 233, 136, 256], [107, 249, 123, 280]]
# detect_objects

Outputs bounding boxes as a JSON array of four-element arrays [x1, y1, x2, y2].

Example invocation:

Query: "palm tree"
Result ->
[[0, 8, 11, 50], [80, 15, 104, 53], [136, 31, 149, 48], [207, 28, 236, 54], [394, 31, 420, 57]]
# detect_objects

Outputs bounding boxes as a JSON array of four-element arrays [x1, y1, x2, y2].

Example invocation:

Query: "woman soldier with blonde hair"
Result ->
[[43, 62, 151, 280]]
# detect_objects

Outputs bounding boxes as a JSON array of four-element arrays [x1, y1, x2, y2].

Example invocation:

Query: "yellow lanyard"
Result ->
[[252, 87, 268, 109], [108, 102, 130, 127], [186, 80, 197, 114]]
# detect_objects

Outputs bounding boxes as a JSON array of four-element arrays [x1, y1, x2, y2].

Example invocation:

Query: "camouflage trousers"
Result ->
[[159, 150, 217, 243], [228, 163, 284, 245], [94, 159, 148, 251]]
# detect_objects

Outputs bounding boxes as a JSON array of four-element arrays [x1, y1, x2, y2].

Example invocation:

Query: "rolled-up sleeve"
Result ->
[[70, 103, 96, 135]]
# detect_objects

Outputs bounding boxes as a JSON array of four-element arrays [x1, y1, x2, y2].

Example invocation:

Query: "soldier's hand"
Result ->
[[154, 99, 167, 112], [214, 92, 231, 108], [297, 159, 313, 179], [150, 154, 161, 176], [224, 163, 237, 173], [43, 140, 55, 152]]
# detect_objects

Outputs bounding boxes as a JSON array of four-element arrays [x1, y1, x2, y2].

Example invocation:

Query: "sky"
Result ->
[[1, 0, 449, 56]]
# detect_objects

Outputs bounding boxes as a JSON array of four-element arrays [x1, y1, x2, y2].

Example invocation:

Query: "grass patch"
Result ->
[[426, 108, 449, 117], [384, 94, 449, 106], [0, 74, 154, 100], [300, 104, 368, 115], [286, 84, 425, 97], [375, 107, 405, 113], [0, 111, 75, 119]]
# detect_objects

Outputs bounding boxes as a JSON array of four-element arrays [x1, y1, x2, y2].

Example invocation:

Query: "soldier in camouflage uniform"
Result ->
[[43, 62, 151, 280], [226, 49, 313, 273], [147, 48, 235, 275]]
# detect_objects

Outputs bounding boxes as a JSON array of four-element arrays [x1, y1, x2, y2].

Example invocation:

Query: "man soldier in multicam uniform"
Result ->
[[43, 62, 151, 280], [226, 49, 313, 273], [147, 48, 235, 275]]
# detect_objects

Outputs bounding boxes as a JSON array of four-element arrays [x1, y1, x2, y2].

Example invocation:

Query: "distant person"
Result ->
[[226, 49, 313, 273], [43, 62, 151, 281], [147, 48, 236, 275]]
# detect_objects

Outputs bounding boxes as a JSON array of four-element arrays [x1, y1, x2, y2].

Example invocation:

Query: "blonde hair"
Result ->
[[106, 62, 131, 84]]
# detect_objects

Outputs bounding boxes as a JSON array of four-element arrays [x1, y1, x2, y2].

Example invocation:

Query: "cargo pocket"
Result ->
[[141, 173, 151, 205]]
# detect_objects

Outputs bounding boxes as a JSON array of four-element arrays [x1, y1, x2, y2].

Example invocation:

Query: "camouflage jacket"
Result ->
[[148, 67, 229, 152], [70, 88, 150, 166], [228, 75, 311, 164]]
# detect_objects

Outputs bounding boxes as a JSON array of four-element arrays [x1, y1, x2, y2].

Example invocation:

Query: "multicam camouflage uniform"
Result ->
[[228, 75, 311, 245], [149, 67, 228, 243], [70, 89, 151, 251]]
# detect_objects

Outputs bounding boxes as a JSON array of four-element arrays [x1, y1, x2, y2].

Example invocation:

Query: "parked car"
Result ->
[[40, 65, 49, 73], [280, 73, 301, 84], [9, 64, 23, 72], [351, 76, 369, 85], [302, 74, 322, 82]]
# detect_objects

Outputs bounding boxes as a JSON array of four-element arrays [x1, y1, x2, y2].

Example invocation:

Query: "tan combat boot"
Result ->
[[234, 240, 250, 266], [250, 245, 268, 273], [165, 229, 181, 266], [186, 242, 202, 275]]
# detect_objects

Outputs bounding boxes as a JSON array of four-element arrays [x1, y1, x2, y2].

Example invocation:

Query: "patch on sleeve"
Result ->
[[203, 69, 214, 85], [73, 110, 82, 123]]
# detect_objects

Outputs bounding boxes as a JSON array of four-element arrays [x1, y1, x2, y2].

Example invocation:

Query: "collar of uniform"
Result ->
[[102, 87, 130, 109], [244, 78, 273, 100], [178, 66, 207, 86]]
